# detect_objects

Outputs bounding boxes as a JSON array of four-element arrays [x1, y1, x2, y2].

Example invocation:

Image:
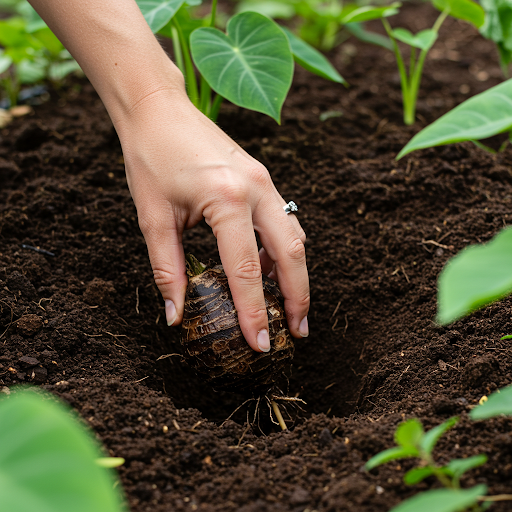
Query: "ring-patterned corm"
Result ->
[[283, 201, 298, 215]]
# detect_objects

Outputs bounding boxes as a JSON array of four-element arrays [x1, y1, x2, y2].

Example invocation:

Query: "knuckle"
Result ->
[[233, 258, 262, 283], [212, 175, 249, 205], [152, 266, 183, 289], [246, 164, 271, 188], [285, 237, 306, 262]]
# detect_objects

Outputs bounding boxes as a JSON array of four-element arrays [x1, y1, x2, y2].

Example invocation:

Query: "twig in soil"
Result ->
[[401, 265, 410, 283], [0, 299, 14, 341], [330, 300, 342, 320], [135, 287, 140, 314], [172, 419, 180, 430], [132, 376, 149, 383], [480, 495, 512, 502], [156, 353, 185, 361], [418, 239, 454, 250], [21, 244, 55, 257]]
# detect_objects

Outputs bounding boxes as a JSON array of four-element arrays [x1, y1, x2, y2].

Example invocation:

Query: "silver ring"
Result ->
[[283, 201, 298, 215]]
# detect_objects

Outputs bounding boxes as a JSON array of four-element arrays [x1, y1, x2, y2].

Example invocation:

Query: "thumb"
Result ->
[[140, 216, 188, 326]]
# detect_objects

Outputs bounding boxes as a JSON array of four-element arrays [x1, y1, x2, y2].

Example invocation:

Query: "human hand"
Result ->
[[116, 88, 309, 352]]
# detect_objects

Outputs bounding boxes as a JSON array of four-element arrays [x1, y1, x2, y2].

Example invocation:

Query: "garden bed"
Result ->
[[2, 3, 512, 511]]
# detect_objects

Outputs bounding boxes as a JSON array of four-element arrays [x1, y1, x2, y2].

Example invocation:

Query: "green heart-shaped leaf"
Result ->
[[136, 0, 186, 32], [433, 0, 485, 28], [190, 12, 293, 122], [340, 2, 401, 24], [437, 227, 512, 325], [392, 28, 438, 50]]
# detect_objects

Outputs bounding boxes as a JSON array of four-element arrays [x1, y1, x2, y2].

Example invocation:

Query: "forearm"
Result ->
[[27, 0, 186, 126]]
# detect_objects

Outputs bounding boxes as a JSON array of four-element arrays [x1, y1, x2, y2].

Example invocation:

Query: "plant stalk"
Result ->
[[271, 400, 287, 431], [172, 19, 199, 107]]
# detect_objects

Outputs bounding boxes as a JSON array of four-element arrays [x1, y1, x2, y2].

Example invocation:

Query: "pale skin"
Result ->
[[28, 0, 310, 353]]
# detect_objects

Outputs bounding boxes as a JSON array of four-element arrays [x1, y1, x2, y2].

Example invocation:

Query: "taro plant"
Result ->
[[0, 0, 80, 106], [0, 387, 126, 512], [365, 417, 489, 512], [382, 0, 485, 125], [135, 0, 345, 123], [235, 0, 399, 52]]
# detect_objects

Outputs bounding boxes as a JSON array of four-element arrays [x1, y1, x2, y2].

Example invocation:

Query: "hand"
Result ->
[[116, 87, 310, 352]]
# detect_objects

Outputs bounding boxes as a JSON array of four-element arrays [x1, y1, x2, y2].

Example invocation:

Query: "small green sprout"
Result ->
[[365, 417, 490, 512], [470, 385, 512, 420], [383, 0, 485, 125]]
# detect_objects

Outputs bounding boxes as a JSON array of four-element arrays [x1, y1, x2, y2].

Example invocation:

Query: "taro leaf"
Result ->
[[404, 466, 436, 485], [432, 0, 485, 28], [391, 28, 438, 51], [345, 23, 394, 51], [436, 227, 512, 325], [339, 2, 401, 24], [444, 455, 488, 479], [395, 418, 424, 447], [365, 445, 420, 470], [470, 385, 512, 419], [280, 26, 345, 83], [235, 0, 298, 19], [397, 79, 512, 159], [0, 52, 13, 74], [48, 60, 82, 81], [0, 388, 125, 512], [479, 0, 512, 71], [136, 0, 186, 33], [419, 417, 458, 455], [17, 58, 46, 84], [390, 485, 487, 512], [190, 12, 293, 122]]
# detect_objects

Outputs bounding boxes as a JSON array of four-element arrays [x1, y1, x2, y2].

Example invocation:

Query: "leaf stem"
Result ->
[[170, 25, 185, 77], [209, 93, 224, 121], [172, 19, 199, 107]]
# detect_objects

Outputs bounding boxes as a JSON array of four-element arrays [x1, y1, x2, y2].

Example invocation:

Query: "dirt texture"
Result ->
[[2, 3, 512, 511]]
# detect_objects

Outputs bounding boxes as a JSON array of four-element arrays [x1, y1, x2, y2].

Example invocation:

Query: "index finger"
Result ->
[[209, 203, 270, 353]]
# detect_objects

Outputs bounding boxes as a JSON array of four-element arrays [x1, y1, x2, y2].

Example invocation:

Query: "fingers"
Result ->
[[254, 198, 309, 340], [138, 208, 188, 326], [206, 201, 270, 353]]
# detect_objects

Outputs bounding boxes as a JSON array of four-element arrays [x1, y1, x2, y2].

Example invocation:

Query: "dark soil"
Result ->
[[2, 3, 512, 511]]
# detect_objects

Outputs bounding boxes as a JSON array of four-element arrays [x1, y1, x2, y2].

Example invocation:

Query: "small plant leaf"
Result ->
[[420, 417, 458, 455], [444, 454, 488, 479], [501, 334, 512, 340], [96, 457, 126, 469], [136, 0, 186, 32], [395, 418, 424, 447], [436, 227, 512, 325], [0, 388, 125, 512], [390, 485, 487, 512], [0, 52, 13, 74], [403, 466, 436, 485], [470, 385, 512, 419], [432, 0, 485, 28], [17, 58, 46, 84], [365, 445, 420, 470], [280, 26, 345, 83], [235, 0, 297, 19], [190, 12, 293, 122], [397, 79, 512, 159], [339, 3, 401, 24], [391, 28, 438, 51]]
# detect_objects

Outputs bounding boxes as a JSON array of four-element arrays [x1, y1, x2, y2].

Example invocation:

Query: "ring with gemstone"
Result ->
[[283, 201, 298, 215]]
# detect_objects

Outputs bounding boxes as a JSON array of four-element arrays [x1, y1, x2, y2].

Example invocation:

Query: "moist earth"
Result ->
[[2, 3, 512, 511]]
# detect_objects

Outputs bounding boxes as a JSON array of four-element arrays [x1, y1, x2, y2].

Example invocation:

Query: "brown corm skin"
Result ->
[[181, 265, 294, 394]]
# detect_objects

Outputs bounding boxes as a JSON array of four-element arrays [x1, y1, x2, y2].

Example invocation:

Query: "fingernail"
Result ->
[[165, 299, 177, 326], [299, 316, 309, 337], [257, 329, 270, 352]]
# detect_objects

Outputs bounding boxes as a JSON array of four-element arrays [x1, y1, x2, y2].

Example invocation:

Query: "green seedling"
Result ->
[[398, 78, 512, 158], [383, 0, 484, 126], [435, 227, 512, 325], [236, 0, 399, 52], [136, 0, 345, 123], [0, 387, 126, 512], [501, 334, 512, 340], [471, 385, 512, 420], [479, 0, 512, 76], [365, 417, 489, 512], [0, 1, 80, 106]]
